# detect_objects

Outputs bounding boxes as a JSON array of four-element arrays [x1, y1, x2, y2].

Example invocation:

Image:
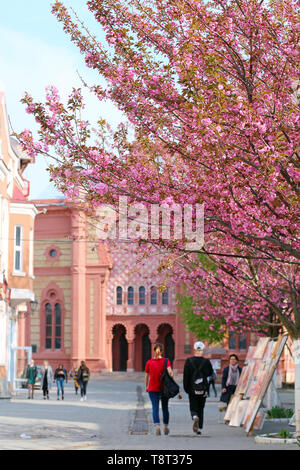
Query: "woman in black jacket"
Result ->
[[220, 354, 242, 405], [78, 361, 90, 402], [54, 364, 68, 400]]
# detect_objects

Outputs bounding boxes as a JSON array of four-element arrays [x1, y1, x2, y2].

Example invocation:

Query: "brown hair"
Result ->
[[153, 343, 163, 352]]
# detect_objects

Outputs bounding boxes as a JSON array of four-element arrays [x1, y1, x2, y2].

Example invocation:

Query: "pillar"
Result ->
[[149, 336, 156, 359], [127, 338, 135, 372], [71, 210, 87, 365]]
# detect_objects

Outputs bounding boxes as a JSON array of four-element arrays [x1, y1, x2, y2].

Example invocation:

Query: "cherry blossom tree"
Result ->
[[17, 0, 299, 432]]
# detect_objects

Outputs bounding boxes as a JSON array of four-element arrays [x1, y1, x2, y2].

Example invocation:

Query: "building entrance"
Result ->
[[112, 324, 128, 371]]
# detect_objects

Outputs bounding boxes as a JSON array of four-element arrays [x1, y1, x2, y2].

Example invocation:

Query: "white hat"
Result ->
[[194, 341, 205, 351]]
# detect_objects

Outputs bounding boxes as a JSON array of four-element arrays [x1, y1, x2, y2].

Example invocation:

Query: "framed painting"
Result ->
[[229, 399, 249, 427], [224, 395, 242, 422], [253, 337, 270, 360], [243, 335, 288, 434], [253, 410, 266, 430]]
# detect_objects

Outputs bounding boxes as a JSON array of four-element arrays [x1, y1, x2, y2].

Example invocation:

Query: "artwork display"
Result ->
[[253, 337, 269, 360], [252, 411, 266, 431], [241, 396, 260, 429], [224, 335, 288, 435], [224, 395, 242, 422], [229, 399, 249, 427], [235, 364, 251, 395]]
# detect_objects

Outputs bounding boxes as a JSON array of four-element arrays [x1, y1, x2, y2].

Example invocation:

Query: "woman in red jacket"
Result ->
[[145, 343, 173, 436]]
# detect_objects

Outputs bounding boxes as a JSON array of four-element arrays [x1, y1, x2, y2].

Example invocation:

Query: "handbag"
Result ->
[[161, 358, 180, 399], [220, 390, 230, 403]]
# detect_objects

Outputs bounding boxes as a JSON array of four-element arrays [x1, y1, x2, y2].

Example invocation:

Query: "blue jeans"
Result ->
[[148, 391, 169, 426], [208, 380, 217, 396], [56, 378, 64, 397]]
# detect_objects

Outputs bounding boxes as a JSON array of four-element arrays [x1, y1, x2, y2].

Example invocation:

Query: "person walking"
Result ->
[[183, 341, 213, 435], [70, 366, 80, 395], [78, 361, 90, 402], [208, 366, 217, 398], [41, 360, 53, 400], [145, 343, 173, 436], [220, 354, 242, 406], [26, 359, 38, 399], [54, 363, 68, 400]]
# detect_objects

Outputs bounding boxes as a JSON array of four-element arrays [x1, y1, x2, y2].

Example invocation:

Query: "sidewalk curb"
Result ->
[[255, 434, 299, 445]]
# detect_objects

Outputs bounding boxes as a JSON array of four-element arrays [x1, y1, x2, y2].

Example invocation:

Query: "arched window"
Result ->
[[45, 299, 62, 350], [150, 286, 157, 305], [128, 286, 134, 305], [55, 303, 62, 349], [162, 288, 169, 305], [116, 286, 123, 305], [41, 283, 64, 351], [45, 303, 52, 349], [139, 286, 146, 305]]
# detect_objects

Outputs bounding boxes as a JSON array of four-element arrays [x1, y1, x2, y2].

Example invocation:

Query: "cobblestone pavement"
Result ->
[[0, 373, 297, 450]]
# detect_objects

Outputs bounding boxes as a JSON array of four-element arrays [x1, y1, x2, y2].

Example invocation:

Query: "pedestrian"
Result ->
[[78, 361, 90, 402], [41, 360, 53, 400], [208, 367, 217, 398], [183, 341, 213, 435], [54, 363, 68, 400], [220, 354, 242, 407], [70, 366, 80, 395], [145, 342, 173, 436], [26, 359, 38, 399]]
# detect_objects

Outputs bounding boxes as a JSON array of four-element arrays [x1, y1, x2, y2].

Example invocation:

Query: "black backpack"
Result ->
[[161, 358, 180, 399], [190, 358, 208, 396]]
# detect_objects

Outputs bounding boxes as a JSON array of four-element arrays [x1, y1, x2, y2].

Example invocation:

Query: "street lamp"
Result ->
[[29, 300, 38, 313]]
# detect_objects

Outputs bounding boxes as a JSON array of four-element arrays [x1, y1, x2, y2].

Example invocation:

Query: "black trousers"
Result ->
[[42, 378, 49, 397], [188, 394, 206, 429], [80, 380, 88, 397]]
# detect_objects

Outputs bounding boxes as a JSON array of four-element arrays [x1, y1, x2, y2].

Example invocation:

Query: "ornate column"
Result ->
[[97, 276, 108, 369], [106, 329, 113, 372], [127, 338, 135, 372], [71, 209, 87, 366]]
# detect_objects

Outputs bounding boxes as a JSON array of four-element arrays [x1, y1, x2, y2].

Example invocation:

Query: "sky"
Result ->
[[0, 0, 123, 199]]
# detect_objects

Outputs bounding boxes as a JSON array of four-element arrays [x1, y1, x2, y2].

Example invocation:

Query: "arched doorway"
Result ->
[[134, 324, 151, 371], [142, 334, 151, 371], [112, 324, 128, 371], [165, 332, 175, 365], [157, 323, 175, 365]]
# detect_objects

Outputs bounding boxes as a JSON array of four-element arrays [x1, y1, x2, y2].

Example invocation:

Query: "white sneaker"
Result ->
[[84, 396, 87, 401], [80, 397, 84, 402]]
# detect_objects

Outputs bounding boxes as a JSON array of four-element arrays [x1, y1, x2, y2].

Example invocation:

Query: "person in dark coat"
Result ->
[[78, 361, 90, 402], [208, 367, 217, 398], [41, 360, 53, 400], [220, 354, 242, 406], [183, 341, 213, 435]]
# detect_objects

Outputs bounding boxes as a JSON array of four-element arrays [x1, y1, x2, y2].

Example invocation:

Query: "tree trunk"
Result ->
[[294, 339, 300, 437]]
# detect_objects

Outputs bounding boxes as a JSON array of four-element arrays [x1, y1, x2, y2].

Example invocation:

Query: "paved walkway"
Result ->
[[0, 373, 297, 450]]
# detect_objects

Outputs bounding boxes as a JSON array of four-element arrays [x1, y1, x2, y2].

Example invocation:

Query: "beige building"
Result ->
[[0, 92, 38, 396]]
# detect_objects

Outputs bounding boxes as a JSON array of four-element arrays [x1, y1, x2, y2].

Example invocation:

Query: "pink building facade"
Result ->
[[23, 198, 295, 383], [26, 199, 195, 373]]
